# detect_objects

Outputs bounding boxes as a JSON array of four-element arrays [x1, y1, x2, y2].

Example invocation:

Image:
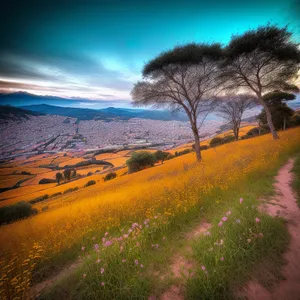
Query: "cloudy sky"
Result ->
[[0, 0, 299, 105]]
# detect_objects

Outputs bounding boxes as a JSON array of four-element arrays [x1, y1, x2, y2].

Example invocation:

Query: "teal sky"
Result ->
[[0, 0, 299, 105]]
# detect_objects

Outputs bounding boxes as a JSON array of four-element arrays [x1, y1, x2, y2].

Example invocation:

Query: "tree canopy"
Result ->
[[222, 25, 300, 139], [132, 43, 224, 161]]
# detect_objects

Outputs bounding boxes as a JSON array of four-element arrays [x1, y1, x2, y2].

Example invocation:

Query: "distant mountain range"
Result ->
[[1, 91, 299, 122], [0, 92, 189, 121], [19, 104, 188, 121]]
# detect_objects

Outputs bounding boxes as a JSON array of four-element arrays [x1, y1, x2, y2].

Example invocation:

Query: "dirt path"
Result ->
[[242, 158, 300, 300], [152, 221, 211, 300], [30, 259, 82, 299]]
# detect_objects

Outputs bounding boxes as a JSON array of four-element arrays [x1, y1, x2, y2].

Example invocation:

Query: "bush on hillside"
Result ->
[[247, 126, 269, 137], [29, 194, 49, 204], [84, 180, 96, 187], [223, 135, 235, 144], [200, 145, 209, 150], [154, 150, 171, 163], [104, 172, 117, 181], [0, 202, 38, 225], [126, 151, 157, 174], [50, 192, 62, 198], [210, 137, 224, 147], [240, 135, 252, 140], [175, 149, 193, 157], [63, 187, 79, 194], [21, 171, 32, 175], [38, 178, 57, 184]]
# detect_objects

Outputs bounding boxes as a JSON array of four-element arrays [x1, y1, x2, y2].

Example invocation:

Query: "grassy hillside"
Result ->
[[0, 127, 300, 299]]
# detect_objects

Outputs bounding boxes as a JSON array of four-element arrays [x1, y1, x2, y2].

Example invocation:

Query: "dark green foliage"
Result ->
[[21, 171, 32, 175], [154, 150, 171, 163], [262, 91, 296, 105], [63, 187, 79, 194], [175, 149, 193, 157], [143, 43, 224, 75], [291, 112, 300, 126], [56, 172, 63, 184], [126, 151, 157, 174], [104, 172, 117, 182], [63, 169, 71, 181], [50, 192, 62, 198], [0, 202, 38, 225], [39, 178, 57, 184], [223, 135, 235, 143], [210, 137, 224, 147], [71, 169, 77, 178], [247, 127, 270, 137], [29, 194, 49, 204], [241, 135, 252, 140], [226, 26, 300, 64], [84, 180, 96, 187], [258, 91, 295, 130], [200, 145, 209, 151]]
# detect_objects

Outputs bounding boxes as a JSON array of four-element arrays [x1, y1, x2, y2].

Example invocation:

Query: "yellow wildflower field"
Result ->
[[0, 127, 300, 299]]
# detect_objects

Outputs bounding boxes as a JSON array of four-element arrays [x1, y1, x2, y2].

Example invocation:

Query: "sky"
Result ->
[[0, 0, 299, 107]]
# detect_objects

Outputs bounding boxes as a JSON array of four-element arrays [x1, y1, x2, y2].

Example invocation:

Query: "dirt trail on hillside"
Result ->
[[241, 158, 300, 300], [30, 259, 82, 299], [149, 221, 211, 300]]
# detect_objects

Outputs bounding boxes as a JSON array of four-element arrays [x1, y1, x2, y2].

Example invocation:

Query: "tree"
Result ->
[[258, 91, 295, 130], [154, 150, 170, 164], [55, 172, 63, 184], [218, 94, 257, 140], [131, 43, 224, 161], [222, 25, 300, 139], [126, 151, 157, 173], [63, 169, 71, 181], [71, 169, 77, 178]]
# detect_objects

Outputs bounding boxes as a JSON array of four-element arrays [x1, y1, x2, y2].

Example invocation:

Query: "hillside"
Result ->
[[0, 105, 44, 121], [0, 127, 300, 300]]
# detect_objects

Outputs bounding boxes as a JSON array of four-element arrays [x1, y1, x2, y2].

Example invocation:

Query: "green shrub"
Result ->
[[63, 187, 79, 194], [223, 135, 235, 143], [0, 202, 37, 225], [29, 194, 49, 204], [210, 137, 224, 147], [104, 172, 117, 181], [84, 180, 96, 187], [39, 178, 57, 184], [200, 145, 209, 150], [154, 150, 170, 162], [126, 152, 157, 174], [241, 135, 252, 140], [50, 192, 62, 198], [175, 149, 192, 157], [21, 171, 31, 175]]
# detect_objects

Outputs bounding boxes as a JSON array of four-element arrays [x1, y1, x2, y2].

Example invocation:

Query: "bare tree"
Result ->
[[222, 25, 300, 140], [218, 94, 257, 140], [131, 44, 224, 161]]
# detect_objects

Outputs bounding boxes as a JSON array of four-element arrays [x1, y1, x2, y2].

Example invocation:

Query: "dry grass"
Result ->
[[0, 127, 299, 299]]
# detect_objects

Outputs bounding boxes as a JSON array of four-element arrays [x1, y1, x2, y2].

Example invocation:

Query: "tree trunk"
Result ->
[[236, 127, 240, 140], [192, 125, 202, 162], [259, 97, 279, 140]]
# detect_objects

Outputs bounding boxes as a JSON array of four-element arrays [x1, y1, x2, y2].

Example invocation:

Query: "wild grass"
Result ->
[[292, 155, 300, 206], [1, 127, 300, 300]]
